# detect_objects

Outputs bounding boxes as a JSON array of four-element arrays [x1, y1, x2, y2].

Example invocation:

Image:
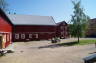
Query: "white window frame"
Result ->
[[21, 34, 25, 39], [29, 34, 32, 38], [15, 34, 19, 39], [35, 34, 38, 38], [7, 34, 9, 42]]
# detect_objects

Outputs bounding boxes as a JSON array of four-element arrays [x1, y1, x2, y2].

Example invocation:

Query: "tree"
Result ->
[[0, 0, 8, 11], [70, 0, 90, 43]]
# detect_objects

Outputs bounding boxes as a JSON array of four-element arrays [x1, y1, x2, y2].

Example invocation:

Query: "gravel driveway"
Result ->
[[0, 38, 96, 63]]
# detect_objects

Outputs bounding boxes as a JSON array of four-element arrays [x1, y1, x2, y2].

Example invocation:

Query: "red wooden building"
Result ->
[[86, 18, 96, 37], [8, 15, 56, 42], [0, 8, 12, 49], [56, 21, 69, 39]]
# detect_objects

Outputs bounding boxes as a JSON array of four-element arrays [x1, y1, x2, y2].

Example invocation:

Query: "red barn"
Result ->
[[56, 21, 69, 39], [0, 8, 12, 49], [86, 18, 96, 37], [8, 15, 56, 42]]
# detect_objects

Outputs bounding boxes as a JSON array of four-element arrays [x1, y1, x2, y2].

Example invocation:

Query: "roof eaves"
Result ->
[[0, 8, 13, 26]]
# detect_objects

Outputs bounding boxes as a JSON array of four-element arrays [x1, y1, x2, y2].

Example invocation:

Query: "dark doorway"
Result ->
[[0, 36, 2, 49]]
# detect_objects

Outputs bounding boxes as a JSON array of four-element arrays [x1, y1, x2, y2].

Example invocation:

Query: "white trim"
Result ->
[[0, 32, 11, 34], [15, 34, 19, 39], [29, 34, 32, 38], [3, 34, 6, 43], [7, 34, 9, 42], [10, 33, 12, 43], [35, 34, 38, 38], [21, 34, 25, 39], [0, 34, 2, 36]]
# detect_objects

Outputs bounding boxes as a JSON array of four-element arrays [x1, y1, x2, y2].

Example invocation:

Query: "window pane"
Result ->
[[29, 34, 32, 38], [35, 34, 38, 38], [15, 34, 19, 39], [21, 34, 25, 39]]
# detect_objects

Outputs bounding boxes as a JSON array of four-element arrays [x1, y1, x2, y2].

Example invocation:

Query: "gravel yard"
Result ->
[[0, 38, 96, 63]]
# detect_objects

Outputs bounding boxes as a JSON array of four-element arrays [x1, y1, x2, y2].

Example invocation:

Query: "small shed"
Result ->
[[0, 8, 12, 49]]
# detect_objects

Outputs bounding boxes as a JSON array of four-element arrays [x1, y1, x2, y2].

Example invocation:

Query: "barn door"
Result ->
[[0, 36, 2, 49]]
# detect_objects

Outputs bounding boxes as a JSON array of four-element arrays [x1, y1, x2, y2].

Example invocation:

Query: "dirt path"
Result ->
[[0, 39, 96, 63]]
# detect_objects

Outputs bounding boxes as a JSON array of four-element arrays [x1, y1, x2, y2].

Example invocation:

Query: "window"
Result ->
[[21, 34, 25, 39], [35, 34, 38, 38], [65, 27, 67, 30], [61, 32, 63, 35], [29, 34, 32, 38], [15, 34, 19, 39], [63, 23, 65, 26], [60, 26, 63, 30]]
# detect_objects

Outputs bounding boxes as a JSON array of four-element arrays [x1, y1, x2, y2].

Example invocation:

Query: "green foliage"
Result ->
[[70, 0, 90, 41], [0, 0, 8, 11]]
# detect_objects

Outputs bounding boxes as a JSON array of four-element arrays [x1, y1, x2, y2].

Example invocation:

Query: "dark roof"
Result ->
[[56, 21, 67, 26], [91, 18, 96, 20], [0, 8, 13, 26], [90, 18, 96, 22]]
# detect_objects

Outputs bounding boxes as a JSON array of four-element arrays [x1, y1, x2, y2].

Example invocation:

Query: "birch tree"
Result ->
[[71, 0, 89, 43], [0, 0, 8, 11]]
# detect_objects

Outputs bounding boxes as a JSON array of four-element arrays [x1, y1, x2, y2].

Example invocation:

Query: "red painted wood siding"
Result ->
[[13, 25, 56, 32], [12, 25, 56, 42], [0, 16, 12, 32], [86, 19, 96, 37], [0, 15, 12, 48]]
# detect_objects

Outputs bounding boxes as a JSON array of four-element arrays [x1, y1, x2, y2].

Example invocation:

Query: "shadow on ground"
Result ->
[[38, 41, 78, 49]]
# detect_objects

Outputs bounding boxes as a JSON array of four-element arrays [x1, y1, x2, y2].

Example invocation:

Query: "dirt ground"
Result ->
[[0, 38, 96, 63]]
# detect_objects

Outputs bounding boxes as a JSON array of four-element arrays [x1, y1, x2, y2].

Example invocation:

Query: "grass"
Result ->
[[75, 40, 96, 45], [58, 40, 96, 46], [38, 40, 96, 49]]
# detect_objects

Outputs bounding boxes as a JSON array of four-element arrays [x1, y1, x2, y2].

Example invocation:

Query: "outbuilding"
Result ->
[[56, 21, 69, 39], [8, 15, 56, 42], [86, 18, 96, 37], [0, 8, 12, 49]]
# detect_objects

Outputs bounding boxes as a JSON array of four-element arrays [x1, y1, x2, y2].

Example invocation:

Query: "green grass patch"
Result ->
[[75, 40, 96, 45], [59, 40, 96, 46]]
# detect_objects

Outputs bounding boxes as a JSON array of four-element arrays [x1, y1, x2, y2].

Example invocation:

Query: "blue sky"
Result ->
[[7, 0, 96, 23]]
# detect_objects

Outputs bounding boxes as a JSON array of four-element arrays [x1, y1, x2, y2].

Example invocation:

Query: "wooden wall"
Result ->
[[12, 25, 56, 42]]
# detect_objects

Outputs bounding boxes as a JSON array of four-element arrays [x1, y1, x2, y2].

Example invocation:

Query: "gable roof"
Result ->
[[8, 14, 56, 26], [56, 21, 67, 26], [0, 8, 13, 26]]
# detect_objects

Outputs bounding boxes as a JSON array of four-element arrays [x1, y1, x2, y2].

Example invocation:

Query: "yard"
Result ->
[[0, 38, 96, 63]]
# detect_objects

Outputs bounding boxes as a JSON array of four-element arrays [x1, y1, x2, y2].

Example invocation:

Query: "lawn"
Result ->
[[58, 39, 96, 46], [76, 40, 96, 45]]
